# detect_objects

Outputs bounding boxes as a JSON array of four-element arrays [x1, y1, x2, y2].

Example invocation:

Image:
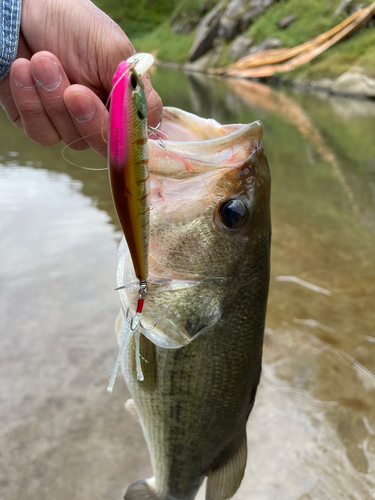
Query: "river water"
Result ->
[[0, 68, 374, 500]]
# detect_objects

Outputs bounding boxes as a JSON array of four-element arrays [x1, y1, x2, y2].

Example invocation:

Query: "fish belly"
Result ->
[[122, 281, 267, 500]]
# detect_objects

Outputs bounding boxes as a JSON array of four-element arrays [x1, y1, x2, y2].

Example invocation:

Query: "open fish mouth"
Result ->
[[117, 107, 267, 349]]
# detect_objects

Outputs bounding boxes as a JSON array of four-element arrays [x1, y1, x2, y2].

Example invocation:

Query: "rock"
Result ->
[[185, 44, 224, 71], [238, 0, 277, 32], [199, 0, 216, 16], [332, 67, 375, 96], [218, 0, 277, 41], [228, 34, 254, 60], [172, 13, 199, 34], [349, 2, 365, 15], [333, 0, 353, 18], [277, 14, 297, 29], [247, 37, 283, 56], [188, 0, 277, 61], [217, 0, 247, 40], [188, 1, 226, 62]]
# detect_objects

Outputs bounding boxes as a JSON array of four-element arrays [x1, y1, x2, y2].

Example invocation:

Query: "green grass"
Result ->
[[173, 0, 218, 17], [247, 0, 345, 47], [133, 22, 196, 63], [290, 23, 375, 80], [93, 0, 176, 38]]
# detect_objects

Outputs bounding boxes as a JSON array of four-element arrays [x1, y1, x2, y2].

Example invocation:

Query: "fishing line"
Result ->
[[115, 277, 171, 291], [62, 132, 109, 171]]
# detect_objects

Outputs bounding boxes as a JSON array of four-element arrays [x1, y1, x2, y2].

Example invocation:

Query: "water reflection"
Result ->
[[1, 68, 374, 499]]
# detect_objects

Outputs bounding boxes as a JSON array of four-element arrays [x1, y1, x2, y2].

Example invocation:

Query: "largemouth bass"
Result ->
[[116, 107, 271, 500]]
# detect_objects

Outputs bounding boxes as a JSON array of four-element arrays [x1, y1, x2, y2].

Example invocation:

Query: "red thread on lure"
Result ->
[[136, 298, 144, 314]]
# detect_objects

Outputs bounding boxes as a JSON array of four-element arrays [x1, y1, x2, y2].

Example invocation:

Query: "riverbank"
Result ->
[[95, 0, 375, 98], [128, 0, 375, 99], [154, 60, 375, 100]]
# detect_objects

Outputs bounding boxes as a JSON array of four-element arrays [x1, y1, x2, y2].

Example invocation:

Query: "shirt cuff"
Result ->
[[0, 0, 22, 81]]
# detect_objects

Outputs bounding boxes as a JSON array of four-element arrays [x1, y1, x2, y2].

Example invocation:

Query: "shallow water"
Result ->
[[0, 68, 374, 500]]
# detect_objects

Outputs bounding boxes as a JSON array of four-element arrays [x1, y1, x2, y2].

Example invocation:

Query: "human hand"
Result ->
[[0, 0, 162, 157]]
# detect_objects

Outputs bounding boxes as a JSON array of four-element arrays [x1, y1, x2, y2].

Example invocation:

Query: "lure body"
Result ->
[[108, 60, 150, 282]]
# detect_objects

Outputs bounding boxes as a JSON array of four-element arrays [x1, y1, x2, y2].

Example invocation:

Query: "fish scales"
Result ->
[[117, 107, 271, 500], [123, 276, 268, 500]]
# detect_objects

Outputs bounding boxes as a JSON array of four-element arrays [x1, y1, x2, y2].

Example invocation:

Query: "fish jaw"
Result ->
[[117, 107, 271, 349]]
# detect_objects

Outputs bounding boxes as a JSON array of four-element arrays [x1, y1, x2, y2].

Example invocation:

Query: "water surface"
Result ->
[[0, 68, 374, 500]]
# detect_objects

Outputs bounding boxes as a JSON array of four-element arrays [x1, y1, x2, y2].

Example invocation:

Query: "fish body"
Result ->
[[108, 60, 150, 282], [117, 108, 271, 500]]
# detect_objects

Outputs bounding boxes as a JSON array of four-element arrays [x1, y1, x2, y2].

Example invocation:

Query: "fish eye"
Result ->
[[218, 199, 251, 230], [130, 74, 138, 90]]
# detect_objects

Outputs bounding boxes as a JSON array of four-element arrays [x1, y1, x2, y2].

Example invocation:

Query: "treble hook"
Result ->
[[155, 109, 163, 130], [148, 110, 165, 148], [124, 306, 157, 331], [140, 319, 158, 331], [148, 126, 166, 148]]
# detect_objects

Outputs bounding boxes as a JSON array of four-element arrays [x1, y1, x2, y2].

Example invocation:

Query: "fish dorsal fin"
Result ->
[[124, 398, 139, 421], [206, 434, 247, 500]]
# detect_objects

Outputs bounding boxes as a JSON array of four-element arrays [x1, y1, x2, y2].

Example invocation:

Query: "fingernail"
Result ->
[[67, 93, 95, 123], [13, 66, 35, 89], [32, 57, 62, 91]]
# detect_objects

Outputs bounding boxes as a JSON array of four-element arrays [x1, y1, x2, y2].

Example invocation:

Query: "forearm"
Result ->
[[0, 0, 22, 81]]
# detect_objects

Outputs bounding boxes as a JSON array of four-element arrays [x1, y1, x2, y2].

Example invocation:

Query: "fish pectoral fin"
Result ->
[[125, 478, 159, 500], [124, 399, 140, 421], [206, 434, 247, 500]]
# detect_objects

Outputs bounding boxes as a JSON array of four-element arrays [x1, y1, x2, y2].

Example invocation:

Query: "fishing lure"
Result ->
[[107, 53, 154, 392]]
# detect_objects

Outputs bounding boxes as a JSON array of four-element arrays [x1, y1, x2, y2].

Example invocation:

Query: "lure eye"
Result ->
[[218, 199, 251, 230], [130, 74, 138, 90]]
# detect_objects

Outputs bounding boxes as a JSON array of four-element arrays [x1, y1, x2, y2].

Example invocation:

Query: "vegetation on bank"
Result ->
[[245, 0, 375, 80], [96, 0, 375, 80], [134, 22, 196, 64], [93, 0, 176, 38]]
